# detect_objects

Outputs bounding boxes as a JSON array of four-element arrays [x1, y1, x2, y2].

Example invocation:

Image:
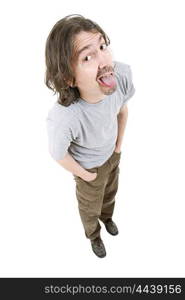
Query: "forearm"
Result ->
[[115, 107, 128, 151], [57, 152, 89, 178]]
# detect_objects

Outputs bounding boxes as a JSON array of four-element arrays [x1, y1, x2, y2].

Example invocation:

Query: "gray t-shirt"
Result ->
[[46, 61, 135, 169]]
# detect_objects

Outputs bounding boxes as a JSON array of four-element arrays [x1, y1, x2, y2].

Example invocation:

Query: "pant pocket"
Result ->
[[74, 167, 99, 184], [110, 152, 121, 173], [113, 151, 121, 163], [113, 151, 121, 157], [85, 167, 99, 183]]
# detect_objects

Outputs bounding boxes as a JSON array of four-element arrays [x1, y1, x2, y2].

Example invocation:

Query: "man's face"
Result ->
[[71, 31, 117, 102]]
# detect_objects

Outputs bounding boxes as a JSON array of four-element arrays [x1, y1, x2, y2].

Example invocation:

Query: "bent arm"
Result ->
[[57, 152, 89, 179]]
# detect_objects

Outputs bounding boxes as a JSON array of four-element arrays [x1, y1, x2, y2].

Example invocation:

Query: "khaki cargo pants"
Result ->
[[73, 151, 121, 240]]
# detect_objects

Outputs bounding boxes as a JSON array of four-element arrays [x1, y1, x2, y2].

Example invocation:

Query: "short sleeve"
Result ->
[[122, 65, 135, 104], [115, 62, 136, 108], [46, 117, 73, 161]]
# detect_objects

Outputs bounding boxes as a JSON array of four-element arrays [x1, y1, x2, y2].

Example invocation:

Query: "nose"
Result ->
[[98, 62, 106, 70], [97, 51, 108, 70]]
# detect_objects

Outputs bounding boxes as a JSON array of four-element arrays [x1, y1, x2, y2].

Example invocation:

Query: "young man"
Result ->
[[45, 14, 135, 258]]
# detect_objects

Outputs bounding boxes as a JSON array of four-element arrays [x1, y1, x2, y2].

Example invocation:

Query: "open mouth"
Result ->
[[97, 72, 116, 88]]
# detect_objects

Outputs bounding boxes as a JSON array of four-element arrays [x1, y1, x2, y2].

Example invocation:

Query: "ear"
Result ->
[[64, 77, 75, 88], [69, 79, 76, 88]]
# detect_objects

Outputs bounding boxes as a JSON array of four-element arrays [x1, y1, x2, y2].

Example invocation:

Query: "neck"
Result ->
[[79, 91, 106, 104]]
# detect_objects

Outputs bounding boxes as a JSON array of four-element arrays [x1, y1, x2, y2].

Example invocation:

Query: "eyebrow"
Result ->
[[76, 34, 105, 58]]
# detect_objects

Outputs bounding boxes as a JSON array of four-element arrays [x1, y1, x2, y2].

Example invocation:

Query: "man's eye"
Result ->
[[84, 55, 91, 62], [100, 43, 107, 50]]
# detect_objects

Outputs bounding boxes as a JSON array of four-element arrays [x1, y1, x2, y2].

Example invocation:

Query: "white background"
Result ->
[[0, 0, 185, 277]]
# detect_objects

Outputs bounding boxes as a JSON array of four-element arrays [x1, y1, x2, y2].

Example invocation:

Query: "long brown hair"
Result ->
[[45, 14, 110, 106]]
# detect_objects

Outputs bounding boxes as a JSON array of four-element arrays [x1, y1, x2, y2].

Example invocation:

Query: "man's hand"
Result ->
[[114, 146, 121, 153], [81, 171, 97, 182]]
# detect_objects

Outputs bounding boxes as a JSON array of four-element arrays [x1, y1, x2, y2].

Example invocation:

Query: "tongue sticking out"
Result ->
[[98, 74, 116, 88]]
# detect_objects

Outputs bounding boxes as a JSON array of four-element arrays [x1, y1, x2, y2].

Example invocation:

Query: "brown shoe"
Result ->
[[90, 237, 106, 258], [105, 219, 119, 236]]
